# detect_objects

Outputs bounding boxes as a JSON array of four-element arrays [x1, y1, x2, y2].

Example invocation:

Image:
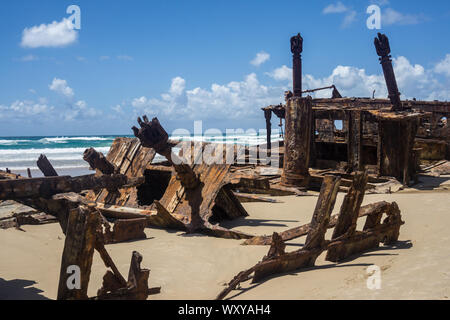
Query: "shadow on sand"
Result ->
[[0, 278, 50, 300]]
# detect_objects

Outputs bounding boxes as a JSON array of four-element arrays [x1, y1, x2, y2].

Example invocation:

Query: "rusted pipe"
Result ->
[[291, 33, 303, 97], [374, 33, 402, 111]]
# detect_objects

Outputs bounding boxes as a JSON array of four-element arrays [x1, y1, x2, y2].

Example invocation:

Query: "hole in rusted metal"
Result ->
[[137, 169, 172, 205]]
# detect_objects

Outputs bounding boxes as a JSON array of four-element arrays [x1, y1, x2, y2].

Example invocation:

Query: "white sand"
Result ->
[[1, 177, 449, 300]]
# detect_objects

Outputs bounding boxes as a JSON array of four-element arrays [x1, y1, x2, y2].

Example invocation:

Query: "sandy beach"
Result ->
[[1, 175, 449, 300]]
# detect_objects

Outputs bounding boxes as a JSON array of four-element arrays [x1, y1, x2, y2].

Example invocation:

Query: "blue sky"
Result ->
[[1, 0, 449, 136]]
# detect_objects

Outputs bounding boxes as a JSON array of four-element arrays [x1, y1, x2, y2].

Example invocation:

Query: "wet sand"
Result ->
[[0, 176, 449, 300]]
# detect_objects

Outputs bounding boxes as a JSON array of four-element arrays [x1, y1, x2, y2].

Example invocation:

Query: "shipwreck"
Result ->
[[0, 32, 449, 300]]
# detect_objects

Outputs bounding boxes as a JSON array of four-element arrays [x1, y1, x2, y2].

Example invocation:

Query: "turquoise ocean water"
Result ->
[[0, 133, 282, 176]]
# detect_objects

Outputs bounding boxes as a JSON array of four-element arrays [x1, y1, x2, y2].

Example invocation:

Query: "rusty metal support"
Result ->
[[264, 109, 272, 153], [291, 33, 303, 97], [83, 148, 117, 175], [302, 85, 342, 99], [375, 33, 402, 111], [281, 97, 312, 188], [0, 174, 141, 200], [37, 154, 58, 177], [132, 116, 199, 189], [378, 118, 419, 185]]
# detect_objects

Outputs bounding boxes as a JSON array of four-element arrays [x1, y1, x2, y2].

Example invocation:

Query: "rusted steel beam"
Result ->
[[95, 251, 154, 300], [57, 203, 158, 300], [242, 201, 391, 246], [325, 171, 368, 261], [102, 218, 147, 244], [16, 192, 87, 234], [132, 116, 199, 189], [378, 118, 419, 184], [327, 202, 403, 262], [232, 192, 282, 203], [37, 154, 58, 177], [347, 110, 363, 172], [0, 174, 140, 200], [57, 205, 98, 300], [302, 85, 342, 99], [374, 33, 402, 111], [264, 109, 272, 153], [281, 97, 313, 188], [83, 148, 117, 175], [304, 175, 341, 249], [291, 33, 303, 97]]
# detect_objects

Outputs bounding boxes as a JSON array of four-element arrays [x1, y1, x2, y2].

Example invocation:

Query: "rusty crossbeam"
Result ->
[[0, 174, 141, 200]]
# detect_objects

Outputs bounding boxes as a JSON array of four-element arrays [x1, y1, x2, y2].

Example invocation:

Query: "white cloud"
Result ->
[[100, 56, 110, 61], [322, 2, 357, 28], [131, 74, 283, 121], [434, 54, 450, 77], [64, 100, 101, 121], [342, 11, 357, 28], [47, 78, 102, 120], [49, 78, 75, 98], [130, 55, 450, 124], [112, 105, 124, 114], [117, 55, 133, 61], [383, 8, 426, 26], [250, 51, 270, 66], [266, 65, 291, 81], [0, 100, 54, 119], [19, 54, 38, 62], [323, 2, 348, 14], [267, 55, 450, 101], [370, 0, 389, 6], [21, 18, 78, 48]]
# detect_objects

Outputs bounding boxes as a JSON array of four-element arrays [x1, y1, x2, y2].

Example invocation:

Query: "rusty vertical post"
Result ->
[[291, 33, 303, 97], [378, 119, 418, 185], [264, 109, 272, 154], [347, 110, 363, 172], [281, 96, 312, 188], [282, 33, 311, 188], [374, 33, 402, 111]]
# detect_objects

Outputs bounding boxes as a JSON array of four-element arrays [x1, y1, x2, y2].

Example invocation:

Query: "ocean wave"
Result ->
[[0, 147, 111, 157], [2, 164, 91, 171], [0, 139, 32, 145], [38, 136, 115, 144], [0, 156, 86, 163], [170, 134, 283, 146]]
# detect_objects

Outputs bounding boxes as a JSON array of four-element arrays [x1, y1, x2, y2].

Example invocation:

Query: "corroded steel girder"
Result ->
[[291, 33, 303, 97], [375, 33, 402, 111], [83, 148, 117, 175]]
